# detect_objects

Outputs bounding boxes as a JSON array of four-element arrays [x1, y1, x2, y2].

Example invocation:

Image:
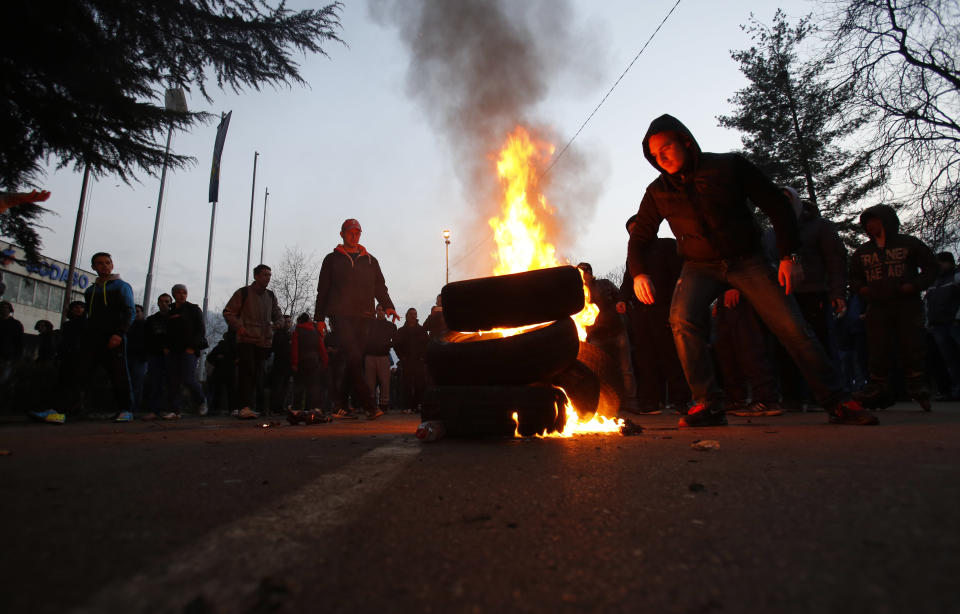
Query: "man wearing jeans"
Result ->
[[627, 114, 875, 427], [164, 284, 208, 418], [223, 265, 282, 419], [315, 219, 398, 420]]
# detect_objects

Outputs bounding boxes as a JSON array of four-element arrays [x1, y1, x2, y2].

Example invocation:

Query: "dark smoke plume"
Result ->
[[369, 0, 608, 275]]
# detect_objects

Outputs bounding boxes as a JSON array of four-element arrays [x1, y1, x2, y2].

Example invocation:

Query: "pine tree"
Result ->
[[0, 1, 343, 260], [718, 10, 881, 239]]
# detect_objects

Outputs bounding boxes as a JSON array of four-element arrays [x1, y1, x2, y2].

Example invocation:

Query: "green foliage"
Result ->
[[0, 1, 343, 255], [718, 10, 882, 241]]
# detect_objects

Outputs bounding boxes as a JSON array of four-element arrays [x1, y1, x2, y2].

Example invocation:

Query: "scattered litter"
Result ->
[[0, 450, 11, 456], [619, 418, 644, 436], [691, 439, 720, 451]]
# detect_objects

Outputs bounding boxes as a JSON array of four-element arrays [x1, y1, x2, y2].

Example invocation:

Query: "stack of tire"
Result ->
[[423, 265, 623, 437]]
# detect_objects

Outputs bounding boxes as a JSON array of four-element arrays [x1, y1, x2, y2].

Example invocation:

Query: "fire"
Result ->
[[490, 127, 621, 436], [487, 127, 598, 342]]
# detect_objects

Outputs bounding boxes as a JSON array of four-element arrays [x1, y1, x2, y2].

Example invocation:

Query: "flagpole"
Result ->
[[245, 151, 259, 284], [143, 88, 187, 314], [203, 110, 231, 323], [60, 163, 91, 328], [260, 187, 268, 264], [202, 201, 217, 318], [143, 120, 173, 314]]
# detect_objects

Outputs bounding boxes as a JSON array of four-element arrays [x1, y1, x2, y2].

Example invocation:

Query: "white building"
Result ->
[[0, 239, 93, 333]]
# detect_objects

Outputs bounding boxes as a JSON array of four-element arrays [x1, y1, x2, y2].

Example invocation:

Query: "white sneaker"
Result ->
[[198, 402, 208, 416], [237, 407, 259, 419], [161, 412, 181, 420]]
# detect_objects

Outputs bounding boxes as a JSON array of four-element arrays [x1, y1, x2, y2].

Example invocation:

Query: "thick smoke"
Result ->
[[369, 0, 607, 275]]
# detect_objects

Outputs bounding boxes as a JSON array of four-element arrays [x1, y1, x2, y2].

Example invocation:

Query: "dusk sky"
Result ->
[[31, 0, 817, 318]]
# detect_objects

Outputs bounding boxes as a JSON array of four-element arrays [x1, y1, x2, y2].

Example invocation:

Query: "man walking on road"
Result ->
[[223, 264, 283, 419], [315, 218, 398, 420], [627, 114, 876, 427]]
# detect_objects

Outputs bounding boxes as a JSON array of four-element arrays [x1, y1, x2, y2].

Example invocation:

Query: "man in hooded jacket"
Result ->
[[315, 218, 398, 419], [850, 204, 937, 410], [627, 114, 875, 427]]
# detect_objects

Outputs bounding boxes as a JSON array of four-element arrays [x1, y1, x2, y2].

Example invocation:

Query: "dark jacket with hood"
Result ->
[[627, 115, 800, 278], [83, 274, 136, 340], [762, 189, 847, 300], [849, 204, 937, 301], [315, 244, 395, 321]]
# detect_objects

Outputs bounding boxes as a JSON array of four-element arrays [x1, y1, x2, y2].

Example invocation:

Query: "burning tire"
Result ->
[[546, 341, 623, 420], [441, 266, 585, 331], [426, 317, 579, 386], [423, 385, 566, 437]]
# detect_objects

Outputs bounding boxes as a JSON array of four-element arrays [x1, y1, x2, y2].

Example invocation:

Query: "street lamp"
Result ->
[[442, 229, 451, 285]]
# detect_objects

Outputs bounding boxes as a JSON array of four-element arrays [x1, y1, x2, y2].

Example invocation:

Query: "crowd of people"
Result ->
[[2, 220, 443, 424], [2, 116, 959, 429]]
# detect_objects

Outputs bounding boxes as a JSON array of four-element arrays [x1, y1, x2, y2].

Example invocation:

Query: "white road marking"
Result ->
[[74, 438, 421, 613]]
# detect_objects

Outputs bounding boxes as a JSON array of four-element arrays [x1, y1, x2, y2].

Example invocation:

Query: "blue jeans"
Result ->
[[668, 255, 841, 407], [144, 355, 166, 412], [165, 352, 206, 413]]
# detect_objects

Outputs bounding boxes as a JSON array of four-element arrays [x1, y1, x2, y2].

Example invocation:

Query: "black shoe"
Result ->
[[826, 400, 879, 425], [679, 403, 727, 427]]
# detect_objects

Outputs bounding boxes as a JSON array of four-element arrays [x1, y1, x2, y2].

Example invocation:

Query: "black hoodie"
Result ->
[[627, 115, 800, 277], [849, 204, 936, 300]]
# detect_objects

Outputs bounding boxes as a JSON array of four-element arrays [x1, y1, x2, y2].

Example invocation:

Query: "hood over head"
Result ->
[[859, 204, 900, 237], [642, 114, 701, 175]]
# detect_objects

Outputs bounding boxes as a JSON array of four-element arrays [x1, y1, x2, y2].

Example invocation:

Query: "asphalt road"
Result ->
[[2, 402, 958, 614]]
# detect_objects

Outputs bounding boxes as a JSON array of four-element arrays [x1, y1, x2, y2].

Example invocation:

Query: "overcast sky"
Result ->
[[31, 0, 816, 318]]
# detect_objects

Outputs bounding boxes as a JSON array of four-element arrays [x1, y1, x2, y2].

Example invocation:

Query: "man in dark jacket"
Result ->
[[79, 252, 136, 422], [126, 304, 147, 412], [142, 293, 171, 419], [0, 300, 23, 387], [291, 313, 329, 411], [925, 252, 960, 400], [315, 218, 398, 420], [578, 262, 634, 409], [164, 284, 207, 418], [393, 307, 429, 413], [364, 304, 397, 412], [269, 315, 293, 414], [620, 232, 690, 414], [764, 189, 848, 408], [850, 205, 937, 410], [627, 115, 874, 427]]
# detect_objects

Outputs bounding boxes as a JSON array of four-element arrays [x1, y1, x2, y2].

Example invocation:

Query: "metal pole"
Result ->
[[143, 121, 174, 313], [260, 187, 268, 264], [245, 151, 259, 285], [60, 164, 92, 327], [445, 239, 450, 285], [202, 201, 218, 320], [201, 200, 218, 383]]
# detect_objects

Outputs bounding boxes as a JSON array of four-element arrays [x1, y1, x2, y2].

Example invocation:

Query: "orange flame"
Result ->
[[490, 127, 622, 436]]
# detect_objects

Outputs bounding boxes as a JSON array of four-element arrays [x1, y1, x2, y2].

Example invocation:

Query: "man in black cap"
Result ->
[[315, 219, 398, 419], [627, 114, 876, 427]]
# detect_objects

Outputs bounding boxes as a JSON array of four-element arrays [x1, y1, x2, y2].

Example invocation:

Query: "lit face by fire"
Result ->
[[648, 131, 691, 175]]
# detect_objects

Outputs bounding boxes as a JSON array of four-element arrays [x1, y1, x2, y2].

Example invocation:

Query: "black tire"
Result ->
[[545, 341, 623, 420], [442, 266, 585, 331], [426, 317, 579, 386], [422, 385, 566, 437]]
